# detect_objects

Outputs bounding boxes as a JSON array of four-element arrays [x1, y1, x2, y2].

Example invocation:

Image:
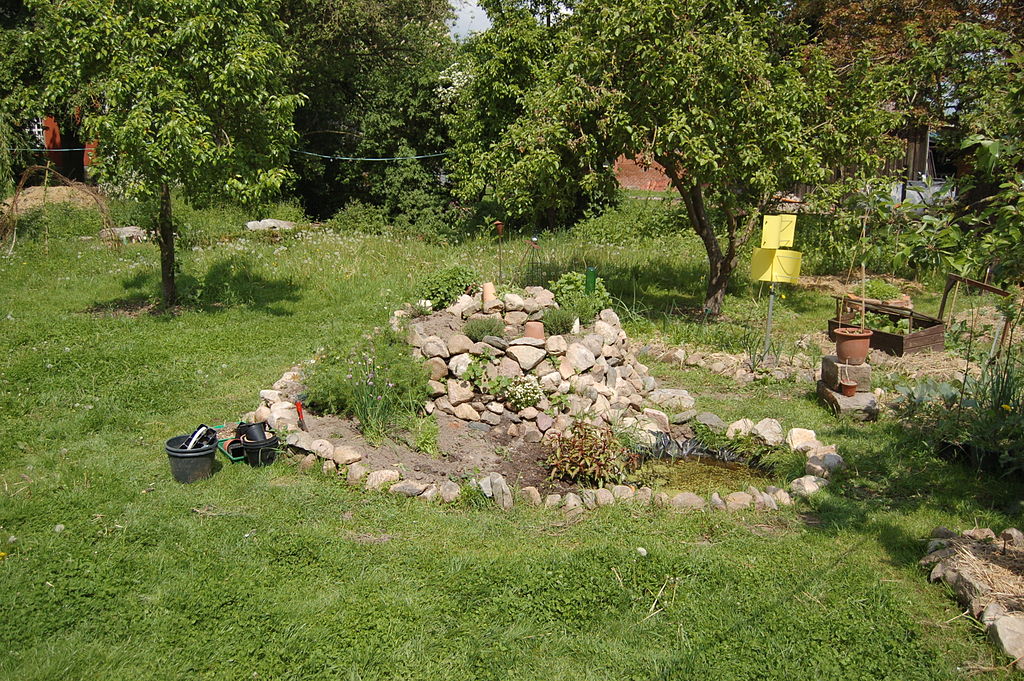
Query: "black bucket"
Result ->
[[166, 434, 217, 483], [241, 434, 279, 467]]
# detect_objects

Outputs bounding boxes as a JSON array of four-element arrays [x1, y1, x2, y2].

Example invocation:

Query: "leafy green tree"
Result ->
[[280, 0, 455, 221], [27, 0, 302, 306], [479, 0, 896, 313]]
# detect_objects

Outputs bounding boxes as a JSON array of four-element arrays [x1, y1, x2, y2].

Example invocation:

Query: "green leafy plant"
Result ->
[[862, 311, 911, 335], [461, 357, 489, 392], [546, 422, 642, 486], [306, 329, 429, 444], [861, 279, 902, 301], [463, 317, 504, 342], [541, 307, 576, 336], [548, 271, 612, 324], [402, 414, 441, 458], [417, 265, 478, 310]]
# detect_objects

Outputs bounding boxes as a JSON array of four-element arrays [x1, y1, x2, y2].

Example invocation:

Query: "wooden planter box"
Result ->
[[827, 297, 945, 357]]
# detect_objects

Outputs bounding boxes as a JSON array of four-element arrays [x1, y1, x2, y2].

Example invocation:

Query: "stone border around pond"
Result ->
[[243, 286, 849, 517]]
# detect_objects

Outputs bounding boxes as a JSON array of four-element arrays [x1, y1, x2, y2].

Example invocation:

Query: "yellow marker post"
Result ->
[[753, 215, 800, 354]]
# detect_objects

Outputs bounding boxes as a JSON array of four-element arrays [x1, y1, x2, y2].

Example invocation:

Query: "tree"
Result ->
[[478, 0, 896, 312], [279, 0, 455, 221], [27, 0, 302, 306]]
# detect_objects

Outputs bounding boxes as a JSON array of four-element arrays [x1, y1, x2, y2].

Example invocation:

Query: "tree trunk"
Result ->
[[157, 183, 177, 307], [705, 254, 733, 316]]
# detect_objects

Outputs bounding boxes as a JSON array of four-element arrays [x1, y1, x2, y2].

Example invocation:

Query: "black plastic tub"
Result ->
[[166, 434, 217, 483], [241, 435, 279, 467]]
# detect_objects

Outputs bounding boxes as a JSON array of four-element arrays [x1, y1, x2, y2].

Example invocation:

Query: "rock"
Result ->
[[440, 480, 461, 503], [990, 616, 1024, 669], [726, 418, 754, 439], [595, 489, 615, 507], [497, 357, 523, 378], [545, 335, 568, 355], [504, 293, 525, 311], [770, 489, 793, 506], [566, 343, 596, 372], [298, 453, 318, 472], [427, 380, 446, 398], [347, 462, 369, 484], [420, 485, 438, 502], [331, 445, 362, 465], [254, 405, 272, 423], [454, 403, 480, 421], [642, 408, 671, 433], [522, 425, 542, 443], [521, 486, 542, 506], [477, 475, 494, 498], [268, 402, 299, 430], [594, 320, 618, 344], [816, 381, 879, 421], [535, 412, 554, 432], [390, 480, 428, 497], [426, 357, 448, 381], [653, 492, 670, 507], [786, 428, 820, 452], [507, 345, 546, 371], [505, 311, 529, 326], [490, 475, 512, 510], [790, 475, 829, 497], [286, 430, 315, 453], [509, 336, 545, 348], [695, 412, 726, 432], [612, 485, 634, 500], [670, 492, 706, 511], [821, 355, 873, 392], [805, 452, 845, 478], [710, 492, 727, 511], [672, 410, 698, 425], [931, 526, 958, 539], [310, 439, 334, 459], [483, 335, 508, 351], [761, 492, 779, 511], [563, 492, 583, 511], [421, 336, 450, 359], [480, 411, 501, 426], [599, 308, 620, 327], [246, 218, 296, 231], [647, 388, 695, 411], [448, 353, 472, 378], [747, 486, 766, 510], [751, 418, 784, 446], [447, 294, 477, 318], [447, 379, 475, 406], [544, 494, 562, 508], [1001, 528, 1024, 546], [259, 389, 284, 405], [725, 492, 753, 511], [926, 538, 949, 553], [365, 469, 401, 491], [963, 528, 997, 542], [99, 225, 149, 243]]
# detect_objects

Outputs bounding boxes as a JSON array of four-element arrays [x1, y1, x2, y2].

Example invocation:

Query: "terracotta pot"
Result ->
[[839, 379, 858, 397], [524, 320, 545, 340], [481, 282, 497, 303], [834, 327, 873, 366]]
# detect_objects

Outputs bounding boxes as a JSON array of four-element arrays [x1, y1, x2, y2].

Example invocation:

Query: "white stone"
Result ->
[[421, 336, 450, 359], [521, 486, 542, 506], [454, 403, 480, 421], [598, 308, 620, 327], [544, 494, 562, 508], [726, 418, 754, 439], [331, 445, 362, 465], [365, 469, 401, 491], [805, 453, 845, 478], [310, 439, 334, 459], [643, 408, 670, 433], [595, 489, 615, 506], [670, 492, 706, 510], [489, 473, 513, 510], [790, 475, 829, 497], [504, 293, 525, 311], [611, 485, 634, 500], [566, 343, 596, 372], [647, 388, 695, 411], [751, 418, 784, 446], [447, 379, 475, 406], [440, 480, 461, 503], [593, 320, 618, 344], [447, 334, 473, 356], [725, 492, 753, 511], [389, 480, 428, 497], [507, 345, 546, 371], [786, 428, 820, 452], [990, 616, 1024, 669], [545, 335, 568, 355]]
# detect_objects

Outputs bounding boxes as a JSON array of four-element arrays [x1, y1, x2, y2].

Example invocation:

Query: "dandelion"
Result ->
[[1002, 404, 1012, 412]]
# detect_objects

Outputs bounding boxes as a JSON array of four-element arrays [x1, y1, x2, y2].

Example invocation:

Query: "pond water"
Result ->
[[636, 456, 774, 496]]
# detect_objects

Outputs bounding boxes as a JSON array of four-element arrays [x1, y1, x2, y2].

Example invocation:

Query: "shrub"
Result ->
[[549, 271, 612, 324], [542, 307, 576, 336], [463, 317, 504, 342], [418, 265, 478, 310], [306, 329, 428, 444], [546, 422, 642, 486], [323, 200, 390, 235]]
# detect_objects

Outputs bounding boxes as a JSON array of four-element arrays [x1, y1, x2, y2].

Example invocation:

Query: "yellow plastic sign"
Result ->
[[760, 214, 796, 249], [751, 247, 802, 284]]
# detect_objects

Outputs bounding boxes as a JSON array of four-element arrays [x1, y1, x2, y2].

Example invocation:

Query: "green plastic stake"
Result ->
[[585, 267, 597, 294]]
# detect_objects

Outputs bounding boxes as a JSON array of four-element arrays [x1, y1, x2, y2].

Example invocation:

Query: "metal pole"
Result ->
[[764, 283, 776, 355]]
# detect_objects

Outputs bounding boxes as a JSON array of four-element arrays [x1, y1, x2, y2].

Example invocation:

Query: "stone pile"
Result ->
[[399, 288, 694, 443], [921, 526, 1024, 669], [642, 341, 818, 386]]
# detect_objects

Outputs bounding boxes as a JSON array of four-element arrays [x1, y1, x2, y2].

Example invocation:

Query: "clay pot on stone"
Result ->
[[839, 379, 858, 397], [834, 327, 873, 366], [482, 282, 498, 302], [524, 320, 545, 340]]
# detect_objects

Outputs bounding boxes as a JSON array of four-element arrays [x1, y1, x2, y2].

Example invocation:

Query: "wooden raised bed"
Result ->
[[827, 296, 945, 356]]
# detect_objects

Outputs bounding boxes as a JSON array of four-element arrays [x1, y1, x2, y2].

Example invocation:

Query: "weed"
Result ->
[[463, 317, 504, 342], [417, 265, 478, 310]]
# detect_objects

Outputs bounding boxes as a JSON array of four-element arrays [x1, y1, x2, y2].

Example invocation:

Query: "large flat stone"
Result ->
[[816, 381, 878, 421]]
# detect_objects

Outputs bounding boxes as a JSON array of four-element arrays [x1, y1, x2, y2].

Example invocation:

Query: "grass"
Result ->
[[1, 199, 1023, 679]]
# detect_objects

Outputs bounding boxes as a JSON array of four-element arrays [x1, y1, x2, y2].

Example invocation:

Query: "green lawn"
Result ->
[[1, 207, 1022, 679]]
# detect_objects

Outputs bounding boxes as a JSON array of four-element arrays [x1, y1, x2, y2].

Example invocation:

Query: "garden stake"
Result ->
[[494, 220, 504, 284], [764, 282, 776, 355]]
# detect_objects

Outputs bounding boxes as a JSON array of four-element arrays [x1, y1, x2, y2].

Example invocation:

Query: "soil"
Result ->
[[297, 410, 577, 494]]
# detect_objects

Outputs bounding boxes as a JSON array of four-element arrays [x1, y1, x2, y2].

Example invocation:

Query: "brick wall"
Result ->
[[613, 155, 672, 192]]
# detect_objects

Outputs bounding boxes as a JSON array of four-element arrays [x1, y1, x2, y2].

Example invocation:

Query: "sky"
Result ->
[[449, 0, 491, 39]]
